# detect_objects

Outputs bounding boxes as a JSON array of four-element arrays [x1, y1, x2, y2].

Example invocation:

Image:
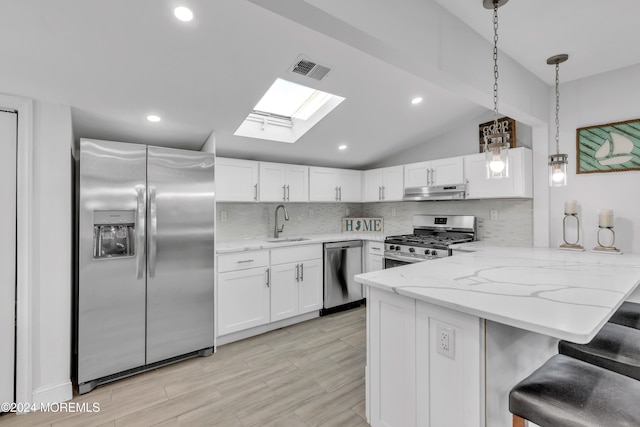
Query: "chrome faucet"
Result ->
[[274, 204, 290, 238]]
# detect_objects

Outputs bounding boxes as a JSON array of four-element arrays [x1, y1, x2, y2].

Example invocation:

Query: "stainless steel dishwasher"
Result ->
[[322, 240, 363, 315]]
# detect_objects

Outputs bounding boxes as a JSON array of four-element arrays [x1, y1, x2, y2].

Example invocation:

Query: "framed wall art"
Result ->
[[478, 116, 516, 152], [577, 118, 640, 174]]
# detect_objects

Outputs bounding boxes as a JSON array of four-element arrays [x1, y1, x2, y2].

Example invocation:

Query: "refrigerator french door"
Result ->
[[77, 139, 215, 394]]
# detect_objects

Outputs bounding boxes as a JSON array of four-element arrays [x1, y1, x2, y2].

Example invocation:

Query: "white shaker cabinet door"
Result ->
[[216, 157, 258, 202], [218, 267, 270, 336], [298, 258, 322, 314]]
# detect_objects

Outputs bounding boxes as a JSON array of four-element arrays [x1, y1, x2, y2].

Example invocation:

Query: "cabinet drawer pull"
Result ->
[[236, 259, 255, 264], [371, 247, 381, 251]]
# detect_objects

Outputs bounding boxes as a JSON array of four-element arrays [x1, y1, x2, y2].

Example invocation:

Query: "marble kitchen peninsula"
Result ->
[[355, 247, 640, 427]]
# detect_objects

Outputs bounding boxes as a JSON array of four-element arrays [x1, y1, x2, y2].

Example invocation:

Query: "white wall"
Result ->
[[549, 63, 640, 253]]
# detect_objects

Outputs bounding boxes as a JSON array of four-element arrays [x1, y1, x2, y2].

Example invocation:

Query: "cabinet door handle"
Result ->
[[378, 186, 382, 200], [426, 168, 430, 185], [254, 183, 258, 201], [286, 185, 290, 201], [381, 185, 385, 200], [295, 264, 300, 282], [265, 268, 270, 287], [431, 168, 436, 185], [300, 263, 304, 281], [335, 186, 339, 201], [339, 187, 342, 201], [282, 185, 286, 201]]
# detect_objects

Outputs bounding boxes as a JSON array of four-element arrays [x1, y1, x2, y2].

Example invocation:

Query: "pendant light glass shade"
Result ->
[[547, 54, 569, 187], [485, 132, 510, 178], [549, 153, 568, 186]]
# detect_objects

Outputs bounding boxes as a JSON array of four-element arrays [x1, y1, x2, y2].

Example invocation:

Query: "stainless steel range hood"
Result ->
[[403, 183, 467, 201]]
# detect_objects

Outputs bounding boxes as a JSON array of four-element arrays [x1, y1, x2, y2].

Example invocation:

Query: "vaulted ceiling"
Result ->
[[1, 0, 638, 169]]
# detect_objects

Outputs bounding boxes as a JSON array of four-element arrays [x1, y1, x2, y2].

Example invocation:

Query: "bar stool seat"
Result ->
[[509, 354, 640, 427], [558, 322, 640, 381], [609, 301, 640, 329]]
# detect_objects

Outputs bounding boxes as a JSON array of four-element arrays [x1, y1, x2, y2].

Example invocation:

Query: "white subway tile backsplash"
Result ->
[[216, 199, 533, 245]]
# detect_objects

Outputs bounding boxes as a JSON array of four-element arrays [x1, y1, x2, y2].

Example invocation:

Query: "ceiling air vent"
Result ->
[[290, 58, 331, 81]]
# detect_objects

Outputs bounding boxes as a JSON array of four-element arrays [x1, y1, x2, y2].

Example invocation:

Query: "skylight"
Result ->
[[234, 78, 344, 143]]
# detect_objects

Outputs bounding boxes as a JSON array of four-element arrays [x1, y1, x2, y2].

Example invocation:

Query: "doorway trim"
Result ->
[[0, 93, 34, 405]]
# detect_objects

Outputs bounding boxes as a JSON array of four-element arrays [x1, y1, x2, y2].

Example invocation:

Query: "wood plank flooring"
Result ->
[[1, 307, 369, 427]]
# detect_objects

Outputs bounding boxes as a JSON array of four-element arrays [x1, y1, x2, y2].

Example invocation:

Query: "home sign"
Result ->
[[342, 217, 384, 233]]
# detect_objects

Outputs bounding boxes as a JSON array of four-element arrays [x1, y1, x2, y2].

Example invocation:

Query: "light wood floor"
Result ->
[[1, 307, 369, 427]]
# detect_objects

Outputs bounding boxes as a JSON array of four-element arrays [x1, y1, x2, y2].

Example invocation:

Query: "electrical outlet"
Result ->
[[346, 207, 351, 216], [436, 324, 455, 359], [220, 210, 228, 222], [490, 209, 499, 221], [309, 209, 314, 218]]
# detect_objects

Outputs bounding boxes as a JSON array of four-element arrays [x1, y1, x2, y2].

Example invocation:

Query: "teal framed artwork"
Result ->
[[577, 118, 640, 174]]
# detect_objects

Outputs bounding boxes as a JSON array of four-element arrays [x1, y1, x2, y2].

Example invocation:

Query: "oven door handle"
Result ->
[[384, 252, 426, 263]]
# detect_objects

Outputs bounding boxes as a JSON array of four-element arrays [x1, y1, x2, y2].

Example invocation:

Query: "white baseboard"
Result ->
[[217, 311, 319, 345], [32, 379, 73, 406]]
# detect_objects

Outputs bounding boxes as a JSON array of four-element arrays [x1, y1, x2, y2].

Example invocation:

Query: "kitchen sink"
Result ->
[[265, 237, 311, 243]]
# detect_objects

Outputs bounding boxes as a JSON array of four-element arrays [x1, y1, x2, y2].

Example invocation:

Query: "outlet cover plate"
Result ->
[[436, 323, 455, 359]]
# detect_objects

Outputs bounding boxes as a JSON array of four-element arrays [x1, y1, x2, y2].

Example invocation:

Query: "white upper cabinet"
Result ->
[[463, 147, 533, 199], [259, 162, 309, 202], [362, 165, 404, 202], [404, 156, 464, 188], [216, 157, 259, 202], [309, 167, 362, 202]]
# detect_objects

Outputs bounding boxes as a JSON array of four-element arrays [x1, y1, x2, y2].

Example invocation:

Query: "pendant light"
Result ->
[[483, 0, 510, 179], [547, 54, 569, 187]]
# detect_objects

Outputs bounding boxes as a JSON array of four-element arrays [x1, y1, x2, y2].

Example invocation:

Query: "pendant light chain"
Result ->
[[492, 1, 499, 128], [554, 61, 560, 155]]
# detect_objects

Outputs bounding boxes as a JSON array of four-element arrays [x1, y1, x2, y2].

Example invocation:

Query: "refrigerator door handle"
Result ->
[[135, 186, 146, 279], [148, 187, 158, 278]]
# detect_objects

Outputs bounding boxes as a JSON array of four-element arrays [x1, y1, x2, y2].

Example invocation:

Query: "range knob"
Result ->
[[424, 249, 430, 255], [431, 250, 438, 257], [408, 247, 415, 253]]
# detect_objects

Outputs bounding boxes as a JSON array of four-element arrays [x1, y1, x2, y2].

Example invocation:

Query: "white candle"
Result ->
[[564, 200, 577, 215], [599, 209, 614, 228]]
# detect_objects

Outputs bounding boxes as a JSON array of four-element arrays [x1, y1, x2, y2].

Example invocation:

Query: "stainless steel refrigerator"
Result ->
[[77, 138, 215, 394]]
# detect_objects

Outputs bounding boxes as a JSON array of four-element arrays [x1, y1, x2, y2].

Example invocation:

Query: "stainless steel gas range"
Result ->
[[384, 214, 477, 268]]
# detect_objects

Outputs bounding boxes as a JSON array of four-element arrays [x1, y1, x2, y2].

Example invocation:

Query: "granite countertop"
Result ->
[[216, 233, 386, 254], [355, 247, 640, 343]]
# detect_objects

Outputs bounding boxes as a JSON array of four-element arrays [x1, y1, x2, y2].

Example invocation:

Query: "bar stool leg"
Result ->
[[513, 414, 525, 427]]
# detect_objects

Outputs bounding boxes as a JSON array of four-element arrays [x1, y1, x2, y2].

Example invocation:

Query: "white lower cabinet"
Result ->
[[270, 245, 323, 322], [217, 245, 323, 340], [217, 251, 270, 336], [364, 241, 384, 273], [368, 288, 417, 427], [367, 287, 485, 427]]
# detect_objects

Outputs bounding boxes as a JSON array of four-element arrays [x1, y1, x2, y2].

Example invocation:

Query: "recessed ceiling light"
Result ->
[[147, 115, 161, 122], [338, 144, 348, 150], [411, 96, 423, 105], [174, 6, 194, 22]]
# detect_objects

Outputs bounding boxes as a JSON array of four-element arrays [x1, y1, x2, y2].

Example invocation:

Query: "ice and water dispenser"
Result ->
[[93, 210, 136, 259]]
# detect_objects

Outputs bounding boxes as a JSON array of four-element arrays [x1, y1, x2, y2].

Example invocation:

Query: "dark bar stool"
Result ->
[[558, 322, 640, 380], [609, 301, 640, 329], [509, 354, 640, 427]]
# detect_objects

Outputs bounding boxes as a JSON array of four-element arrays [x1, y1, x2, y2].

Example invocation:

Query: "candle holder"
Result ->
[[559, 213, 584, 251], [593, 226, 622, 254]]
